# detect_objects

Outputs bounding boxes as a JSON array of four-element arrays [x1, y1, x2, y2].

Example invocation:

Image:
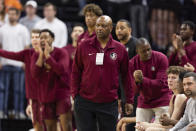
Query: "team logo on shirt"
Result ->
[[151, 66, 155, 71], [110, 52, 117, 60]]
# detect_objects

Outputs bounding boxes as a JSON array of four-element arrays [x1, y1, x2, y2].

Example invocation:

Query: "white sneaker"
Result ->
[[19, 112, 26, 119]]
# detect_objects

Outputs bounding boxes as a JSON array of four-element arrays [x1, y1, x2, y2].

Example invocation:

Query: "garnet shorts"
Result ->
[[40, 99, 71, 120]]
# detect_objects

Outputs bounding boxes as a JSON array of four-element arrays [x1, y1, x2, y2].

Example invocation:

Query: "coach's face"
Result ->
[[183, 77, 196, 98], [95, 16, 112, 39], [40, 32, 53, 50], [115, 21, 131, 41], [137, 43, 152, 61]]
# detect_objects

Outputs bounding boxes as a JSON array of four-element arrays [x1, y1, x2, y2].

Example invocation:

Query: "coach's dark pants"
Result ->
[[74, 95, 118, 131]]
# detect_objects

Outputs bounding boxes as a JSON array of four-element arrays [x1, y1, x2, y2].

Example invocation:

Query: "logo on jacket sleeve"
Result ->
[[110, 52, 117, 60]]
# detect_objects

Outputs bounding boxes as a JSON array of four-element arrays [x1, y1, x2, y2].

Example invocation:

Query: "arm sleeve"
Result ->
[[70, 44, 84, 99], [169, 52, 178, 66], [140, 54, 169, 97], [180, 49, 196, 71], [45, 50, 69, 76], [45, 49, 70, 85], [30, 54, 43, 78], [169, 46, 196, 72], [120, 49, 134, 104], [0, 49, 27, 62]]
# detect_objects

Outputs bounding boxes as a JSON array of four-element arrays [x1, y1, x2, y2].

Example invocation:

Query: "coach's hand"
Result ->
[[125, 103, 133, 115], [133, 70, 143, 83]]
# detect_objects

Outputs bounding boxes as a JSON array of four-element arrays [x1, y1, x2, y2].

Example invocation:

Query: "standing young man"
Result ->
[[31, 29, 71, 131], [71, 15, 133, 131], [0, 29, 43, 130], [19, 0, 41, 32], [77, 3, 103, 44], [0, 7, 30, 118]]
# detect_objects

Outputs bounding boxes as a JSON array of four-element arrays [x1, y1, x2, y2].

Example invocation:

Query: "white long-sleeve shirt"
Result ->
[[34, 18, 68, 48], [0, 23, 30, 67], [169, 98, 196, 131]]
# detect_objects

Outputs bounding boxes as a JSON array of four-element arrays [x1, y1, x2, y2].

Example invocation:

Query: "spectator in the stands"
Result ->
[[4, 0, 22, 12], [34, 2, 68, 47], [0, 7, 30, 119], [19, 0, 41, 32]]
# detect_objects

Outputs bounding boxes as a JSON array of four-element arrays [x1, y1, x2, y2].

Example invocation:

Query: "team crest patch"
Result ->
[[110, 52, 117, 60], [151, 66, 155, 71]]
